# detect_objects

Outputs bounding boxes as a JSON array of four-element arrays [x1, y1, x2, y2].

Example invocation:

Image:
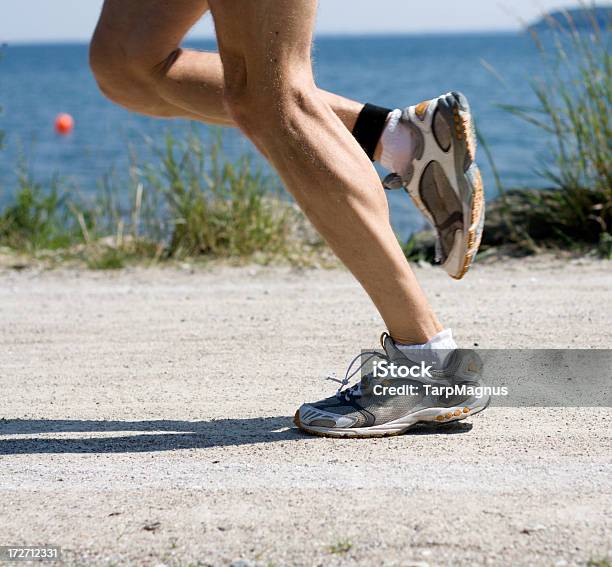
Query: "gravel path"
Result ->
[[1, 257, 610, 566]]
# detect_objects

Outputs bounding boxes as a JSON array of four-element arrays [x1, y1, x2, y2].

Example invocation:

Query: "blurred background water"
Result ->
[[0, 34, 553, 237]]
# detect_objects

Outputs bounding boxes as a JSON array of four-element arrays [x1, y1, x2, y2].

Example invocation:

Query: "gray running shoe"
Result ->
[[383, 92, 485, 280], [295, 334, 490, 438]]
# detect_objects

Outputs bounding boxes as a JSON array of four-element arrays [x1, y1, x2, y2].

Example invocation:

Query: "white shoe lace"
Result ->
[[325, 351, 389, 402]]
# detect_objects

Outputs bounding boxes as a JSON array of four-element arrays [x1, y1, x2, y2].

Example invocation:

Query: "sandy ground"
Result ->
[[0, 257, 611, 567]]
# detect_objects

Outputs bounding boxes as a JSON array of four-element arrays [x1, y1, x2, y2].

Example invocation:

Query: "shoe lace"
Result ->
[[325, 350, 389, 402], [434, 237, 443, 263], [382, 173, 403, 191]]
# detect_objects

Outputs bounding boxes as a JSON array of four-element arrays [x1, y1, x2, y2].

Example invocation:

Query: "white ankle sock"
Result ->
[[395, 329, 457, 369], [380, 108, 416, 173]]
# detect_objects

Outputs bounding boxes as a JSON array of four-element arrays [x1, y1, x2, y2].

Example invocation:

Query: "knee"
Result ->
[[222, 58, 316, 138], [89, 29, 137, 103], [89, 27, 171, 114]]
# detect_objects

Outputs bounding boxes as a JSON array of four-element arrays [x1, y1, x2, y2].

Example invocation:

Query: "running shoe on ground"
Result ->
[[383, 92, 485, 280], [294, 334, 490, 438]]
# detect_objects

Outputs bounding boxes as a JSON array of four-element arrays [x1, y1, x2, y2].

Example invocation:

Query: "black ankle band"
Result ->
[[352, 103, 393, 161]]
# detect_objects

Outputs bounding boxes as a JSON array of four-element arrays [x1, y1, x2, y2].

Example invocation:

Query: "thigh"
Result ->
[[208, 0, 318, 88], [94, 0, 209, 66]]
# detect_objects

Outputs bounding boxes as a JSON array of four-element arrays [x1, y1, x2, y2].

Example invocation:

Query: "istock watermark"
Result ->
[[372, 359, 434, 379], [355, 349, 612, 407], [372, 383, 509, 398]]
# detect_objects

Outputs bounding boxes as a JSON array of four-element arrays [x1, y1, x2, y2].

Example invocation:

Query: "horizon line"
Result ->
[[2, 28, 526, 47]]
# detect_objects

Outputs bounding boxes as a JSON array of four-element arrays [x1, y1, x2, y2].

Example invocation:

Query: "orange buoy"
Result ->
[[55, 113, 74, 135]]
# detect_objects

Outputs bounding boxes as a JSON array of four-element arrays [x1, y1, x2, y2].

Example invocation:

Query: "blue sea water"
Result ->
[[0, 34, 554, 237]]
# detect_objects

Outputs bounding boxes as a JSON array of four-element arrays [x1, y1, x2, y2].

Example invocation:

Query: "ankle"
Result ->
[[379, 109, 417, 173], [373, 109, 399, 163], [393, 329, 458, 368], [390, 320, 444, 346], [352, 103, 393, 161], [373, 141, 384, 162], [394, 328, 455, 347]]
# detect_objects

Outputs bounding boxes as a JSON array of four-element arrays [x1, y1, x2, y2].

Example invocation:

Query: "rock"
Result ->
[[520, 524, 547, 535]]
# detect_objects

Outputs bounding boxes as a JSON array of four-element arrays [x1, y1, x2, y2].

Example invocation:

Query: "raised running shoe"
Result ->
[[295, 334, 490, 438], [383, 92, 485, 280]]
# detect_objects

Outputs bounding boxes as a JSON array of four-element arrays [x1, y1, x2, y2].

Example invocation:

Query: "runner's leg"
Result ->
[[90, 0, 363, 130], [205, 0, 441, 343], [91, 0, 445, 341], [91, 1, 485, 280]]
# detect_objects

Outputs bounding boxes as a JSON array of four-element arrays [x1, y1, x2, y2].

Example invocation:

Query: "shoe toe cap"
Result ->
[[297, 404, 356, 429]]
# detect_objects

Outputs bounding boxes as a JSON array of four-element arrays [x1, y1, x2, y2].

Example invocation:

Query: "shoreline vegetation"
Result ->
[[408, 7, 611, 262], [1, 9, 610, 270], [0, 130, 337, 270]]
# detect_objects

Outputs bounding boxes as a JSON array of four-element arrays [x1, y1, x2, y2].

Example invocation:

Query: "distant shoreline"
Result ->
[[529, 6, 611, 32]]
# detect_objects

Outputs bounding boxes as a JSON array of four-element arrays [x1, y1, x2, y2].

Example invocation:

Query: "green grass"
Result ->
[[327, 540, 353, 555], [405, 7, 611, 260], [86, 247, 126, 270], [0, 49, 4, 151], [402, 232, 436, 263], [0, 128, 326, 267], [147, 128, 294, 259], [493, 7, 611, 254], [0, 160, 90, 251], [2, 13, 610, 266]]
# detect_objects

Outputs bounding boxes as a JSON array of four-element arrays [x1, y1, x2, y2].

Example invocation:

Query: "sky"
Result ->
[[0, 0, 596, 43]]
